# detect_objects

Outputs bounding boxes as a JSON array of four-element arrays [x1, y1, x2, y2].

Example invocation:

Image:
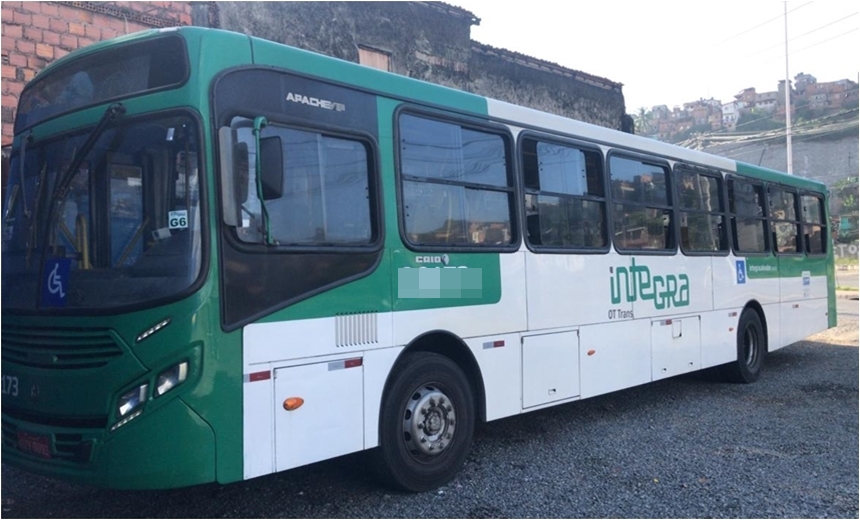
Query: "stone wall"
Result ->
[[194, 2, 475, 90], [192, 1, 628, 130], [470, 43, 626, 131]]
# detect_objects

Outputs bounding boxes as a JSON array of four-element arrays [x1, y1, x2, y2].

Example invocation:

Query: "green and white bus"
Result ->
[[1, 27, 836, 492]]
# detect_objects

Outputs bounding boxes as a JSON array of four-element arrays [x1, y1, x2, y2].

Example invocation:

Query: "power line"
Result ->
[[754, 26, 860, 66], [717, 1, 812, 44], [749, 11, 859, 56], [791, 26, 860, 54], [696, 123, 858, 157]]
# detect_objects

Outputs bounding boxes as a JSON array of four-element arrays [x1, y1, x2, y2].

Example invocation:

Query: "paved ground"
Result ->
[[836, 270, 858, 290]]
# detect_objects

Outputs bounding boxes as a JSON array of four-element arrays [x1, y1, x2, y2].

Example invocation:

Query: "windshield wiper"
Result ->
[[38, 103, 125, 262], [53, 103, 126, 202], [18, 131, 32, 218]]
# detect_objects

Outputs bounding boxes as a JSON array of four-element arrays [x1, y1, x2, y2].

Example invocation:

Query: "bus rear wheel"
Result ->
[[722, 308, 766, 383], [375, 352, 475, 492]]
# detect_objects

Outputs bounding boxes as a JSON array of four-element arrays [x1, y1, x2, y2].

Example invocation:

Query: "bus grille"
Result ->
[[1, 326, 123, 369]]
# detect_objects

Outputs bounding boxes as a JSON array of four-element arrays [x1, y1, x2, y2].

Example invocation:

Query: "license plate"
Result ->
[[17, 431, 52, 459]]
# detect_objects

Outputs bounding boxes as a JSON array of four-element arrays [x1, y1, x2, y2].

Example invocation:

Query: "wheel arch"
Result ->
[[381, 330, 487, 430]]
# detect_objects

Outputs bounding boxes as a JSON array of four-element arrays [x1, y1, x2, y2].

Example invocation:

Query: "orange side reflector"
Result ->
[[587, 349, 596, 356], [283, 397, 305, 411]]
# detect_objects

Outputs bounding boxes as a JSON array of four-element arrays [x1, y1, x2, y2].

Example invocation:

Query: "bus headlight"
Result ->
[[117, 383, 148, 417], [156, 361, 188, 397]]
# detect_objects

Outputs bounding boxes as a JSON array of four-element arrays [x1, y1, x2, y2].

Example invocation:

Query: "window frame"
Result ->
[[606, 150, 676, 256], [767, 184, 803, 257], [671, 164, 729, 257], [517, 131, 610, 254], [394, 106, 520, 253], [727, 174, 771, 256], [221, 115, 384, 255]]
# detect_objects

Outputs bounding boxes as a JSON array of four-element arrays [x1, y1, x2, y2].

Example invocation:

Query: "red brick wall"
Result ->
[[1, 1, 192, 146]]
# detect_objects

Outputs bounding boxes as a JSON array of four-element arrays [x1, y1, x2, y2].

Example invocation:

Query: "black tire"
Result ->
[[374, 352, 475, 492], [721, 308, 766, 383]]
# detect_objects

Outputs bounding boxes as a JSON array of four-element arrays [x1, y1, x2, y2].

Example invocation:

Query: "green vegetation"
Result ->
[[670, 123, 714, 144], [832, 177, 858, 214], [735, 111, 784, 132]]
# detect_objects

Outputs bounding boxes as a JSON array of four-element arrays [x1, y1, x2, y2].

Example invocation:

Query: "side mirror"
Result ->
[[219, 126, 240, 226], [259, 136, 283, 201], [234, 142, 249, 205]]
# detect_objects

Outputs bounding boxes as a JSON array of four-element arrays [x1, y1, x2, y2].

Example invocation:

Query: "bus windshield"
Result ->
[[2, 113, 203, 311]]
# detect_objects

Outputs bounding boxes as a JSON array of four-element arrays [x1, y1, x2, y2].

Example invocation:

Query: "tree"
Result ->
[[633, 107, 654, 136], [833, 176, 859, 216], [832, 176, 859, 243]]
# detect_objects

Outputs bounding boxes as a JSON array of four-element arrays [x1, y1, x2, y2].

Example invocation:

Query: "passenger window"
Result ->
[[768, 187, 801, 254], [522, 138, 607, 249], [609, 155, 674, 251], [675, 169, 727, 253], [728, 178, 768, 253], [801, 194, 827, 255], [399, 113, 515, 247], [232, 118, 374, 246]]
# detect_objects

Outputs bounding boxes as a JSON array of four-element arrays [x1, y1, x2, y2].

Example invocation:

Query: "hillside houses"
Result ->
[[639, 72, 858, 141]]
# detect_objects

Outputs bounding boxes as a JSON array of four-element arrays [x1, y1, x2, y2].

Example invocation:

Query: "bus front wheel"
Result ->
[[375, 352, 475, 492], [722, 309, 766, 383]]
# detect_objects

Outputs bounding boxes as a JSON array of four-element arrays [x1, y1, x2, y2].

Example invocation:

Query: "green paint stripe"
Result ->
[[745, 256, 829, 278], [735, 162, 826, 192]]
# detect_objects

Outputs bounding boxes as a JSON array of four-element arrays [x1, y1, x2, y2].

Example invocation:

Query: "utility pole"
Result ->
[[784, 1, 793, 174]]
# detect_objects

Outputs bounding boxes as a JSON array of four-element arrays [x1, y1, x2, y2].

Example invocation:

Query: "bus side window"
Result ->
[[609, 155, 673, 252], [728, 178, 768, 253], [399, 113, 515, 249], [675, 168, 727, 254], [521, 138, 606, 250], [800, 194, 826, 255], [768, 187, 801, 254], [255, 125, 373, 247]]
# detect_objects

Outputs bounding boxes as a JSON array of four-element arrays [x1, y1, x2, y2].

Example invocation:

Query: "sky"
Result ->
[[448, 0, 859, 113]]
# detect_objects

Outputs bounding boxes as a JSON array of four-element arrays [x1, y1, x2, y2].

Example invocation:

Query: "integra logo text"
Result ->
[[286, 92, 346, 112], [609, 258, 690, 309]]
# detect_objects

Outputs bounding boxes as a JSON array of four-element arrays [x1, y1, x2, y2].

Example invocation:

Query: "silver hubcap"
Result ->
[[744, 326, 759, 367], [403, 385, 456, 458]]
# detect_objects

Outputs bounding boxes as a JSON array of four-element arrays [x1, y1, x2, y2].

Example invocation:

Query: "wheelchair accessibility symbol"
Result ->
[[736, 260, 747, 285], [41, 258, 71, 307], [48, 263, 66, 298]]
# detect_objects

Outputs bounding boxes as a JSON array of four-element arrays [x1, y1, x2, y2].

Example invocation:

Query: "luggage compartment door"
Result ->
[[522, 331, 579, 409], [274, 358, 364, 471]]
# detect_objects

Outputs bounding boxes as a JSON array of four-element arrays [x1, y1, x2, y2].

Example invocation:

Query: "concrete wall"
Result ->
[[703, 130, 859, 214]]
